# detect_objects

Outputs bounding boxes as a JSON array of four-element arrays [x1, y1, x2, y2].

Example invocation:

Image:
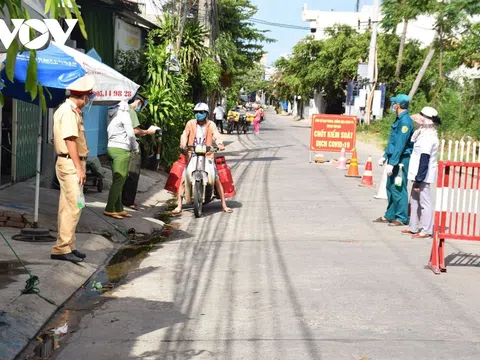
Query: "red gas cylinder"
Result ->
[[164, 154, 187, 194], [215, 156, 236, 198]]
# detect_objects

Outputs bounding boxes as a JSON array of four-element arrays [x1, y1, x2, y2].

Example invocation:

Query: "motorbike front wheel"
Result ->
[[194, 179, 203, 218]]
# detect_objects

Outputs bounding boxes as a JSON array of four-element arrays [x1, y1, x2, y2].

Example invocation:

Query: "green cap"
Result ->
[[390, 94, 410, 109]]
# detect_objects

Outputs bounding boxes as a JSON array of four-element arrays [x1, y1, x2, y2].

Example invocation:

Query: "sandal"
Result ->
[[388, 220, 406, 227], [118, 211, 132, 218], [104, 211, 123, 219], [172, 207, 182, 215], [128, 204, 138, 211], [373, 217, 390, 223]]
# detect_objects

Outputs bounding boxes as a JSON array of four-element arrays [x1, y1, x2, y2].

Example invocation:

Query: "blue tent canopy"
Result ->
[[1, 43, 86, 108]]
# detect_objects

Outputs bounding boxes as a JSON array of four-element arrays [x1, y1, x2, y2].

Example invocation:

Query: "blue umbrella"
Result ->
[[0, 43, 86, 107]]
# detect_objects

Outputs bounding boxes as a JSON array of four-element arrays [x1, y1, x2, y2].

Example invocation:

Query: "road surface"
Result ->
[[55, 112, 480, 360]]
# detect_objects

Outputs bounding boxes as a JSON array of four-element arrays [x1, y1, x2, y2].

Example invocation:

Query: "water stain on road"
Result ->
[[0, 260, 30, 290], [18, 211, 178, 360]]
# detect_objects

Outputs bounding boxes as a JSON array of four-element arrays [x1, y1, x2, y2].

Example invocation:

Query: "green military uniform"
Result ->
[[122, 107, 142, 207], [383, 110, 414, 224]]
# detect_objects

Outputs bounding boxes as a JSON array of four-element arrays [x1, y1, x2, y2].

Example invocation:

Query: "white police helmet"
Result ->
[[194, 102, 209, 114]]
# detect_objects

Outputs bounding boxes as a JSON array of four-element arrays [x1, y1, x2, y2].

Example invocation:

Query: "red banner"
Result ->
[[310, 114, 357, 153]]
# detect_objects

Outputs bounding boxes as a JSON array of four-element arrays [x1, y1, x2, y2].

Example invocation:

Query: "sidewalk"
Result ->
[[0, 165, 172, 360]]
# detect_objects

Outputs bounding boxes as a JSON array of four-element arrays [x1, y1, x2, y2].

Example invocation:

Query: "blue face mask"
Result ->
[[135, 105, 142, 112], [195, 112, 207, 121]]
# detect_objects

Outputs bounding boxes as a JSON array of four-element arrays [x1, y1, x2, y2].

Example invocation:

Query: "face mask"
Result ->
[[83, 93, 95, 113], [390, 105, 396, 114], [135, 105, 142, 112], [195, 112, 207, 121]]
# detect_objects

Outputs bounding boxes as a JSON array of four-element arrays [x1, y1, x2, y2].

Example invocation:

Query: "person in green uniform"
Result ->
[[374, 94, 414, 226]]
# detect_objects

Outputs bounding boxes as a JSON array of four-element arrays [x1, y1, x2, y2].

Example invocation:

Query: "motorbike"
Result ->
[[183, 145, 220, 218], [227, 110, 239, 134], [238, 113, 250, 134]]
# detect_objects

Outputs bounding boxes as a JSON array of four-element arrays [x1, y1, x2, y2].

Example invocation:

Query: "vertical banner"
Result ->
[[310, 114, 357, 156]]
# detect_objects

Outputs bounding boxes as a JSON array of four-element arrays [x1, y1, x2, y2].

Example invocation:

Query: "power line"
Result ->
[[250, 18, 311, 30], [250, 18, 373, 32]]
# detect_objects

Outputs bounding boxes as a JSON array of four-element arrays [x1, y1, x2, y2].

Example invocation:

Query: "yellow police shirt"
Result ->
[[53, 99, 89, 157]]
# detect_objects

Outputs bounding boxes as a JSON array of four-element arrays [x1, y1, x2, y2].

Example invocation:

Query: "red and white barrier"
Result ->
[[429, 139, 480, 274]]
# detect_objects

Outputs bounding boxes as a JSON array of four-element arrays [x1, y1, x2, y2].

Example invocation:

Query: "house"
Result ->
[[0, 0, 51, 188], [0, 0, 156, 189], [302, 4, 437, 47]]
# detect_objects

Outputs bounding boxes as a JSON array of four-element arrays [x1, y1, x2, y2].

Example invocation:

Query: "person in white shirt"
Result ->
[[401, 106, 441, 239], [213, 103, 225, 134]]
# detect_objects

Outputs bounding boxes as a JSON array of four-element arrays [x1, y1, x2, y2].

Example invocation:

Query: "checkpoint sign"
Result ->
[[310, 114, 357, 153]]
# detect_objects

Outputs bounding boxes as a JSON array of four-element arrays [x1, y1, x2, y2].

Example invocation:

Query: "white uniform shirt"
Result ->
[[213, 106, 225, 120], [407, 129, 439, 183], [193, 124, 206, 146]]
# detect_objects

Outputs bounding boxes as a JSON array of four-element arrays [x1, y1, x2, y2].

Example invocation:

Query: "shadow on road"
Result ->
[[445, 252, 480, 267], [153, 130, 323, 359]]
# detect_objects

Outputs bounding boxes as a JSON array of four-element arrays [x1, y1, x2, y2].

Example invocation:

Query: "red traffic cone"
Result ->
[[359, 155, 376, 188], [336, 146, 347, 170]]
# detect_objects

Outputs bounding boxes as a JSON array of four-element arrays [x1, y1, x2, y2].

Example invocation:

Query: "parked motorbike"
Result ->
[[227, 109, 239, 134], [238, 114, 249, 134]]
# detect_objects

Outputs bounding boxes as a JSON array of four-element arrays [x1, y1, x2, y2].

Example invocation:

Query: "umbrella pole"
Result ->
[[34, 111, 42, 228]]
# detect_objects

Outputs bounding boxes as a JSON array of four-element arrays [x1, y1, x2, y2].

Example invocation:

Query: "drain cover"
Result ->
[[11, 228, 56, 243]]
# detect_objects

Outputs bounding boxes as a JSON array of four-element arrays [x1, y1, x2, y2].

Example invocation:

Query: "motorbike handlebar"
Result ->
[[182, 145, 224, 152]]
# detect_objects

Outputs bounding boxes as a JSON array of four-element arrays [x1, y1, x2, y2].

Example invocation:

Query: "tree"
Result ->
[[0, 0, 86, 107], [408, 0, 480, 98], [381, 0, 433, 79], [216, 0, 274, 75], [271, 25, 430, 113]]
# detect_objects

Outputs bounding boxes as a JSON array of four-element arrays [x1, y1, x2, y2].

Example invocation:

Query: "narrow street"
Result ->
[[53, 111, 480, 360]]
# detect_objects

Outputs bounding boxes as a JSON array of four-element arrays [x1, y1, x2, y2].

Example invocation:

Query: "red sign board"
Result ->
[[310, 114, 357, 153]]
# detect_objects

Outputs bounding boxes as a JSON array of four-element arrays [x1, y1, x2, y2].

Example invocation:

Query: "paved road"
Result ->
[[56, 112, 480, 360]]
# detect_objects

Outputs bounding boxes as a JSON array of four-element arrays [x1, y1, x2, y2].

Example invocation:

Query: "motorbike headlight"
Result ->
[[195, 144, 207, 154]]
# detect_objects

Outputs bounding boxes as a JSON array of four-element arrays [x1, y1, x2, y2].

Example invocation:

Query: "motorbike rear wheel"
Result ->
[[194, 179, 203, 218], [237, 122, 242, 135]]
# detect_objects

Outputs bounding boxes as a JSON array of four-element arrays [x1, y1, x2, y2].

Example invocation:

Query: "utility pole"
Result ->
[[198, 0, 211, 48], [365, 0, 379, 124]]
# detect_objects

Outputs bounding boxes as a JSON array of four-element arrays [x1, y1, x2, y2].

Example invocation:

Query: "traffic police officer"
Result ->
[[374, 94, 414, 226], [51, 75, 95, 263]]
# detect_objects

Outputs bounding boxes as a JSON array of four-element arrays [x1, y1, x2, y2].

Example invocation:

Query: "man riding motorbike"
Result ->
[[172, 102, 233, 215]]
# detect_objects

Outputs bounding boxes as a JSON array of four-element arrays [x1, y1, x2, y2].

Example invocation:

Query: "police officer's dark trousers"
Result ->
[[385, 156, 410, 224]]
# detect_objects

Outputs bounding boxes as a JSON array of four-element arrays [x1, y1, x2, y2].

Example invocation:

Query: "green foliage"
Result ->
[[142, 40, 193, 168], [361, 80, 480, 144], [451, 22, 480, 67], [217, 0, 275, 74], [114, 49, 145, 85], [199, 57, 221, 95], [380, 0, 434, 33], [151, 13, 209, 76], [0, 0, 86, 110]]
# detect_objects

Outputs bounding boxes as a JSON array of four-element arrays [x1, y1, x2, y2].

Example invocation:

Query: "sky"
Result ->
[[250, 0, 375, 66]]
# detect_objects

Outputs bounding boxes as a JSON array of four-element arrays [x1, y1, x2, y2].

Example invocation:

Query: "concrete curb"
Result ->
[[0, 233, 116, 360], [0, 186, 172, 360]]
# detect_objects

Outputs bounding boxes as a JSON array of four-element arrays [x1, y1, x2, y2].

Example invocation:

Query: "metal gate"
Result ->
[[14, 100, 40, 182]]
